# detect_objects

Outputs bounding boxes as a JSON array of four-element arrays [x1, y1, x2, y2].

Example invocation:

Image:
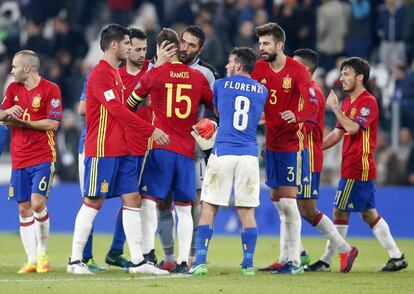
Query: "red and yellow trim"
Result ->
[[361, 127, 370, 181], [46, 130, 56, 162], [97, 105, 108, 157], [307, 132, 315, 173]]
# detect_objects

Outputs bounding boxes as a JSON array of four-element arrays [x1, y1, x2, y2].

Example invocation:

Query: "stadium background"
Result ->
[[0, 0, 413, 236]]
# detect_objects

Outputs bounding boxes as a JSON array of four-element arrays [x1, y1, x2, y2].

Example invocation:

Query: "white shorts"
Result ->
[[195, 145, 206, 190], [201, 154, 260, 207]]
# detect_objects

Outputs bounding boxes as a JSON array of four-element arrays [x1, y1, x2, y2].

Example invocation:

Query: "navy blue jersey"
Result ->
[[213, 75, 267, 156]]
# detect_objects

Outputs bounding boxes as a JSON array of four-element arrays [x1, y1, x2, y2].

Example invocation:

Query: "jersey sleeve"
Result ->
[[201, 75, 214, 110], [354, 98, 378, 130], [93, 71, 155, 137], [295, 65, 319, 125], [1, 84, 15, 110], [46, 84, 63, 121], [335, 101, 347, 129], [213, 80, 219, 107], [79, 69, 92, 101], [126, 69, 153, 110]]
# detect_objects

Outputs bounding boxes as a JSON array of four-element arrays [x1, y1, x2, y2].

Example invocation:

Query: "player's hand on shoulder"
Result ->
[[152, 127, 170, 146], [5, 105, 23, 119], [280, 110, 297, 124], [194, 118, 217, 139]]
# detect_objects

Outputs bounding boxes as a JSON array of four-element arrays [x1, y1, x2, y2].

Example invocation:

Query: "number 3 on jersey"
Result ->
[[165, 83, 192, 119], [233, 96, 250, 131]]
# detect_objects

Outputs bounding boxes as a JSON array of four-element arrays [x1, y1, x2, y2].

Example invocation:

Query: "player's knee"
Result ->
[[333, 208, 349, 222], [360, 209, 378, 224], [31, 197, 46, 213], [18, 201, 32, 216], [122, 193, 141, 208]]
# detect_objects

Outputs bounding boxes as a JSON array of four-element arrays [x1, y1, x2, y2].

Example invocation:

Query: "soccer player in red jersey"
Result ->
[[251, 23, 319, 274], [127, 28, 214, 273], [293, 49, 358, 273], [315, 57, 408, 272], [67, 24, 169, 275], [0, 50, 62, 274], [104, 27, 155, 267]]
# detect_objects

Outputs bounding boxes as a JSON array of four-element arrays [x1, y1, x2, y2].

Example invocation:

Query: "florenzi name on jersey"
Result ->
[[223, 80, 265, 94], [170, 71, 189, 79]]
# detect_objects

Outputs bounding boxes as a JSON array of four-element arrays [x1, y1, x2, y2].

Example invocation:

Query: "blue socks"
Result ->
[[195, 224, 213, 265], [241, 227, 257, 269], [110, 205, 126, 252]]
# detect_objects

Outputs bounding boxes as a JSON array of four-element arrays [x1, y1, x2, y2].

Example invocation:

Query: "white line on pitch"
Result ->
[[0, 274, 190, 283]]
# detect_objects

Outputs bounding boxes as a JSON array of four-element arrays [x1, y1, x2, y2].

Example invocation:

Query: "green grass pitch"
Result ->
[[0, 233, 412, 293]]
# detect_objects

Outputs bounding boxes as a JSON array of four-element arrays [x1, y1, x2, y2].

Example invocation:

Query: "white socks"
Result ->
[[19, 215, 37, 264], [279, 198, 301, 267], [70, 204, 99, 262], [371, 217, 402, 259], [175, 205, 193, 264], [34, 207, 49, 254], [141, 199, 157, 254], [314, 213, 351, 254], [122, 206, 144, 264], [274, 201, 288, 263], [321, 221, 348, 264]]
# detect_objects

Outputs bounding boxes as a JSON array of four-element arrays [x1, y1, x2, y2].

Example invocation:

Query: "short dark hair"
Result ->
[[100, 24, 130, 51], [230, 47, 257, 74], [340, 57, 370, 85], [129, 28, 147, 40], [182, 25, 205, 47], [157, 28, 179, 48], [255, 22, 285, 43], [294, 48, 319, 74]]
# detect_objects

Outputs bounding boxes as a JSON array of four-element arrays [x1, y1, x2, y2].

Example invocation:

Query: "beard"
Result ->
[[129, 57, 145, 68], [261, 51, 277, 62], [342, 80, 356, 94], [178, 51, 197, 65]]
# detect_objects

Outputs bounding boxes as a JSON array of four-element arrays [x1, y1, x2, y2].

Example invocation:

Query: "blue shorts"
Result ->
[[298, 172, 320, 199], [140, 149, 195, 202], [265, 149, 309, 189], [84, 155, 139, 198], [9, 162, 55, 202], [334, 178, 376, 212]]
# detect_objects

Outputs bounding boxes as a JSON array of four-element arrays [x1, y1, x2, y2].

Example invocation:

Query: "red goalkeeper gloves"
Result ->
[[194, 118, 217, 139]]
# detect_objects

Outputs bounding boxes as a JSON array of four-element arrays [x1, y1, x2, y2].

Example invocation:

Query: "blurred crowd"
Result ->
[[0, 0, 413, 185]]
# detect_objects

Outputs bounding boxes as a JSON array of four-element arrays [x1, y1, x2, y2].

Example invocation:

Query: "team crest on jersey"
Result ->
[[360, 107, 370, 116], [100, 181, 109, 193], [350, 107, 357, 119], [8, 185, 14, 197], [51, 98, 60, 108], [14, 96, 19, 102], [260, 78, 267, 84], [32, 95, 41, 111], [282, 76, 292, 92]]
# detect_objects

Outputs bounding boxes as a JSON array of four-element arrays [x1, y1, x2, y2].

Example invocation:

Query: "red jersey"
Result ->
[[1, 78, 62, 169], [336, 90, 378, 180], [251, 57, 319, 152], [119, 61, 152, 156], [130, 61, 213, 158], [306, 81, 325, 173], [85, 60, 154, 157]]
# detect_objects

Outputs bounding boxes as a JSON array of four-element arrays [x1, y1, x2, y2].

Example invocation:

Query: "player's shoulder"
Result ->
[[254, 59, 268, 69], [286, 56, 307, 72], [41, 78, 60, 91], [198, 59, 220, 79], [357, 90, 378, 108]]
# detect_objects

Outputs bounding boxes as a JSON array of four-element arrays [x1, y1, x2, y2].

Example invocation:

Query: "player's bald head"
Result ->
[[14, 50, 40, 71]]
